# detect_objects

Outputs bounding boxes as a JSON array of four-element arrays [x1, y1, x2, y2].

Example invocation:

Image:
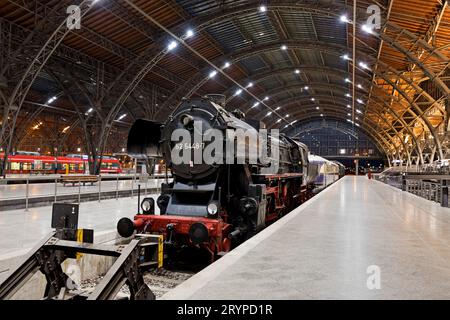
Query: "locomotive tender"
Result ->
[[117, 95, 333, 261]]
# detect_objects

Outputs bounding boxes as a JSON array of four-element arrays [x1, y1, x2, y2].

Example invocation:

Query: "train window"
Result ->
[[79, 163, 84, 170], [69, 164, 77, 171], [33, 160, 43, 170], [10, 162, 20, 171], [44, 163, 54, 170], [100, 162, 119, 169], [22, 162, 31, 171]]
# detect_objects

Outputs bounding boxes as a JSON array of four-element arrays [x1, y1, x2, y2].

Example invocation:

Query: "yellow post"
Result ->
[[65, 164, 69, 175], [158, 235, 163, 268], [76, 229, 83, 261]]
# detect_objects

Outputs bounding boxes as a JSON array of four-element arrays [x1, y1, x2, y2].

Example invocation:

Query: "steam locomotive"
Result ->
[[117, 95, 330, 261]]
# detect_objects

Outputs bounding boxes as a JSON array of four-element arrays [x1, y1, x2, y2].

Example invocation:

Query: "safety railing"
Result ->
[[0, 173, 171, 211]]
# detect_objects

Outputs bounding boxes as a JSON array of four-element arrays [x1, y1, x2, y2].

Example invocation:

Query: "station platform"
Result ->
[[0, 194, 158, 295], [163, 176, 450, 300], [0, 195, 158, 258]]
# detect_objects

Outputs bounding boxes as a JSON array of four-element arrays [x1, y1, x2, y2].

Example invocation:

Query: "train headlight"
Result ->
[[206, 201, 219, 216], [141, 197, 155, 215]]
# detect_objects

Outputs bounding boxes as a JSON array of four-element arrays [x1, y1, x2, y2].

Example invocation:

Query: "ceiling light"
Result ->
[[259, 5, 267, 12], [276, 119, 282, 123], [311, 98, 315, 101], [342, 54, 351, 60], [295, 69, 300, 74], [247, 82, 253, 88], [167, 40, 178, 51], [281, 45, 287, 50], [208, 70, 217, 78], [357, 99, 363, 104], [362, 24, 374, 34], [46, 96, 57, 104], [304, 86, 309, 90], [252, 102, 260, 108], [285, 114, 290, 118], [359, 61, 369, 69], [346, 93, 351, 98], [264, 96, 269, 101], [185, 29, 194, 39], [223, 62, 231, 69], [340, 15, 350, 23], [266, 111, 272, 116], [275, 106, 280, 110], [235, 89, 243, 95]]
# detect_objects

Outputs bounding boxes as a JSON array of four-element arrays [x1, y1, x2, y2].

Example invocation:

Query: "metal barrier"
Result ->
[[1, 174, 171, 211], [399, 174, 450, 208]]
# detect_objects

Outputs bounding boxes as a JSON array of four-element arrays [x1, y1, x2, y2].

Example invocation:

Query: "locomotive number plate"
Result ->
[[174, 142, 205, 150]]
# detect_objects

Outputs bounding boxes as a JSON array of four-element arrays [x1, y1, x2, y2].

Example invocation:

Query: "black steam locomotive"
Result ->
[[117, 95, 315, 261]]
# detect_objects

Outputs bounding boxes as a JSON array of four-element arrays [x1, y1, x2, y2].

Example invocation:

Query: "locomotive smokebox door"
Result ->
[[248, 184, 267, 231]]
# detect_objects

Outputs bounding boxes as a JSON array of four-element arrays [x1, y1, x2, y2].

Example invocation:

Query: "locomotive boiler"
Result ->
[[117, 95, 314, 261]]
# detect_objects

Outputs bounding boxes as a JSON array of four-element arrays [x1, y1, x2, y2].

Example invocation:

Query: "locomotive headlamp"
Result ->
[[207, 201, 219, 216], [180, 114, 194, 127], [141, 197, 155, 215]]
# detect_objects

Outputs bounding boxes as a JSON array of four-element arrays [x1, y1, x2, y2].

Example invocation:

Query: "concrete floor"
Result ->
[[0, 178, 163, 200], [0, 194, 159, 258], [164, 176, 450, 300]]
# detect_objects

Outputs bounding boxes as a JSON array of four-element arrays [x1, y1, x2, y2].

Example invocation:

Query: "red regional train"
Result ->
[[0, 151, 122, 174]]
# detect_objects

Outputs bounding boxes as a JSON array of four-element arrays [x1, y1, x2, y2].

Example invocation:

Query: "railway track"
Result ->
[[81, 268, 195, 299]]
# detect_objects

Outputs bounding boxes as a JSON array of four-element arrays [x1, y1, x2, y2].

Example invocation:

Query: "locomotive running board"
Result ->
[[0, 232, 157, 300]]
